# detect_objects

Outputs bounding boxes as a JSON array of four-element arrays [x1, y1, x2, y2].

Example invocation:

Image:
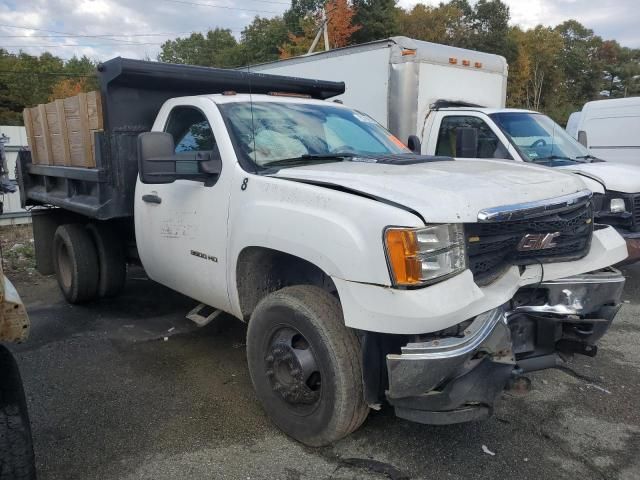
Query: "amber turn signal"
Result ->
[[384, 229, 421, 285]]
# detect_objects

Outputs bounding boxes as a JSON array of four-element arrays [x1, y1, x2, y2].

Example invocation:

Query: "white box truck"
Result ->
[[251, 37, 640, 262], [18, 58, 628, 446]]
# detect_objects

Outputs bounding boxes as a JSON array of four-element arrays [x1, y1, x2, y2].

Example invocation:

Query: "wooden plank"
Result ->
[[77, 92, 95, 168], [55, 100, 72, 166], [37, 104, 53, 165], [94, 92, 103, 130], [22, 108, 39, 164]]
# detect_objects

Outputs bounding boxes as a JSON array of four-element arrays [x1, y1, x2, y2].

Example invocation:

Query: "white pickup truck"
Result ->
[[252, 36, 640, 263], [18, 58, 628, 446]]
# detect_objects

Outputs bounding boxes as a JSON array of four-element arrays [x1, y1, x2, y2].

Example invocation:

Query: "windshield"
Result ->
[[490, 112, 591, 163], [217, 101, 409, 168]]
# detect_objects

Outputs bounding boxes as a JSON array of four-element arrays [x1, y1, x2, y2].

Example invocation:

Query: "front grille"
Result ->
[[633, 195, 640, 228], [466, 201, 593, 285]]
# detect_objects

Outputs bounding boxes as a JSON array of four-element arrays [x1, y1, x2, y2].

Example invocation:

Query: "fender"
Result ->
[[226, 172, 423, 318]]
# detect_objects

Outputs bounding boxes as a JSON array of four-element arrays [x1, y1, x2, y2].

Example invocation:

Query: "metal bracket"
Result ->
[[186, 303, 223, 327]]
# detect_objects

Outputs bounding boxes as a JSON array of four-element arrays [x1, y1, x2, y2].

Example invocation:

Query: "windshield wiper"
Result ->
[[262, 153, 356, 168], [530, 155, 580, 164], [575, 154, 603, 163]]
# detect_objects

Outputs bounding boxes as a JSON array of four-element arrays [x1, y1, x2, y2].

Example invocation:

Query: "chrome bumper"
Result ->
[[385, 269, 625, 425], [512, 267, 625, 317], [386, 307, 513, 400]]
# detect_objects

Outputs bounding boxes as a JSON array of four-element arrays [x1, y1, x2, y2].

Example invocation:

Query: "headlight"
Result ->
[[610, 198, 626, 213], [384, 224, 467, 287]]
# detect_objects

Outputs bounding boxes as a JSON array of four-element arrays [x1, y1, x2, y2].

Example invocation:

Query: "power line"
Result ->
[[160, 0, 280, 14], [0, 24, 154, 45], [0, 32, 196, 38], [4, 43, 162, 48]]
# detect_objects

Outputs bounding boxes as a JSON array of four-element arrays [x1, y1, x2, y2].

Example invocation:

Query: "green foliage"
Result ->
[[158, 28, 239, 67], [3, 0, 639, 129], [0, 50, 96, 125], [240, 17, 290, 64], [351, 0, 401, 44]]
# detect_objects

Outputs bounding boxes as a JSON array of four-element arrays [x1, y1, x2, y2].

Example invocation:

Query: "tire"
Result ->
[[246, 285, 369, 446], [53, 224, 99, 304], [0, 347, 36, 480], [86, 223, 126, 298]]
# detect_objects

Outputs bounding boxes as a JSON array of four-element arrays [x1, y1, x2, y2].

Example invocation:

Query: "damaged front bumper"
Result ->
[[384, 268, 625, 425]]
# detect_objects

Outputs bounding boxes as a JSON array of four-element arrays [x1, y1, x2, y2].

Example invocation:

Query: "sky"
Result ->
[[0, 0, 638, 61]]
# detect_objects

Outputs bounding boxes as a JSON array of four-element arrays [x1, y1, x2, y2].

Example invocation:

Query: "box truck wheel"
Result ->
[[246, 285, 369, 446], [0, 346, 36, 480], [86, 223, 126, 298], [53, 224, 99, 304]]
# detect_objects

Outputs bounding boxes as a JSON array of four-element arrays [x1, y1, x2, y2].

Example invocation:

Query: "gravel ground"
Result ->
[[5, 258, 640, 480]]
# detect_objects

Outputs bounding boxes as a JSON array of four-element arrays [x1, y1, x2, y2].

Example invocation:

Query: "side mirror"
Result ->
[[137, 132, 222, 185], [407, 135, 422, 154], [577, 130, 588, 147], [455, 127, 479, 158]]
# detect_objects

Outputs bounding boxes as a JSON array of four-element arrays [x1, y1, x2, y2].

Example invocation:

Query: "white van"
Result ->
[[569, 97, 640, 165]]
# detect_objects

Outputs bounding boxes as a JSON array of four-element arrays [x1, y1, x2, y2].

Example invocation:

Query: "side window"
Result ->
[[164, 106, 216, 153], [435, 116, 510, 159]]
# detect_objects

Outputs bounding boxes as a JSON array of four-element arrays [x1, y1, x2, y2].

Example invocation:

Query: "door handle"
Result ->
[[142, 194, 162, 204]]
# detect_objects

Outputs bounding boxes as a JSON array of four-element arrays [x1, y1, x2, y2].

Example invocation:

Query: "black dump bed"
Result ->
[[18, 57, 345, 220]]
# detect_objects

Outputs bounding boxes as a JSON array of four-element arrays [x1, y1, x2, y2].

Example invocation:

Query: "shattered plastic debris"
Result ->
[[586, 383, 611, 394], [482, 445, 496, 456], [167, 327, 175, 333]]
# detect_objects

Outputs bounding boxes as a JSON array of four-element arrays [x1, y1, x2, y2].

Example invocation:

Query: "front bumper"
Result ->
[[384, 268, 625, 425]]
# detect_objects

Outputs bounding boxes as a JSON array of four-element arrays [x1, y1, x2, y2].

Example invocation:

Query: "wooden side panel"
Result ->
[[21, 91, 103, 168], [22, 108, 38, 164], [37, 104, 52, 165]]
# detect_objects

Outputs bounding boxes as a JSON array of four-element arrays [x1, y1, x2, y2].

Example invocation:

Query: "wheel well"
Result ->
[[236, 247, 337, 320]]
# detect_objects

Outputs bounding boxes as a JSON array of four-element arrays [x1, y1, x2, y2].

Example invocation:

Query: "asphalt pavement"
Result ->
[[9, 264, 640, 480]]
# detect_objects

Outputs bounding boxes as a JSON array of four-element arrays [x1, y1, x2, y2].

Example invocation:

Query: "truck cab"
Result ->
[[421, 104, 640, 261], [17, 57, 630, 447]]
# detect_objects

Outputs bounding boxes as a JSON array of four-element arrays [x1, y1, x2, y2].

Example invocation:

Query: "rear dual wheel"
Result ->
[[53, 223, 126, 304], [246, 286, 369, 446]]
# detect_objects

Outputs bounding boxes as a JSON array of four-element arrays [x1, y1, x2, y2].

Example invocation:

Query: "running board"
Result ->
[[186, 303, 223, 327]]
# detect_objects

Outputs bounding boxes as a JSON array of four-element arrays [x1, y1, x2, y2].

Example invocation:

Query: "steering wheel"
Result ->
[[530, 138, 547, 148], [330, 145, 358, 154]]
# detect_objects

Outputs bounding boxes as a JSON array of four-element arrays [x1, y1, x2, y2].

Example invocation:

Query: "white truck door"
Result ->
[[135, 98, 233, 311], [425, 111, 518, 160]]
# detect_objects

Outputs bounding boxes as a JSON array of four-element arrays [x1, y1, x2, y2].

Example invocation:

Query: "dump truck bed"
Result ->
[[17, 57, 345, 220]]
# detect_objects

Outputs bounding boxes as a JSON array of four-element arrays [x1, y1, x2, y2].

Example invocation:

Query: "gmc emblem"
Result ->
[[517, 232, 561, 251]]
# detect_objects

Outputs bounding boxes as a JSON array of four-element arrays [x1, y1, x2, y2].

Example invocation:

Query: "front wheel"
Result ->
[[246, 285, 369, 447]]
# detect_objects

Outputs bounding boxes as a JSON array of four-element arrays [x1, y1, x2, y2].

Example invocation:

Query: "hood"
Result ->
[[559, 162, 640, 194], [270, 158, 588, 223]]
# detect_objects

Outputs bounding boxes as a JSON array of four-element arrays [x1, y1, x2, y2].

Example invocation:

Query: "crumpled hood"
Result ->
[[270, 158, 589, 223], [559, 162, 640, 194]]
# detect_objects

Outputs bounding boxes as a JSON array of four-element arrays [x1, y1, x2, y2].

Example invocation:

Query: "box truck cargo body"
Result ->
[[251, 37, 508, 143]]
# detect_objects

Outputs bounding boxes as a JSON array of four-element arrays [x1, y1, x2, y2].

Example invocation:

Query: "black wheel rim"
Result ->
[[264, 326, 322, 415]]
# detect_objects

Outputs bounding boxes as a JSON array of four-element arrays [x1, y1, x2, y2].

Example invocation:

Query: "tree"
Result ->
[[240, 17, 290, 64], [520, 26, 564, 111], [471, 0, 516, 63], [555, 20, 603, 107], [398, 3, 466, 44], [279, 17, 319, 58], [327, 0, 361, 48], [351, 0, 400, 44], [158, 29, 239, 67], [48, 77, 92, 101]]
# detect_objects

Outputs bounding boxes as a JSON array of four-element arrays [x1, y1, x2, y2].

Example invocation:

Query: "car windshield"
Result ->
[[490, 112, 592, 163], [217, 101, 409, 168]]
